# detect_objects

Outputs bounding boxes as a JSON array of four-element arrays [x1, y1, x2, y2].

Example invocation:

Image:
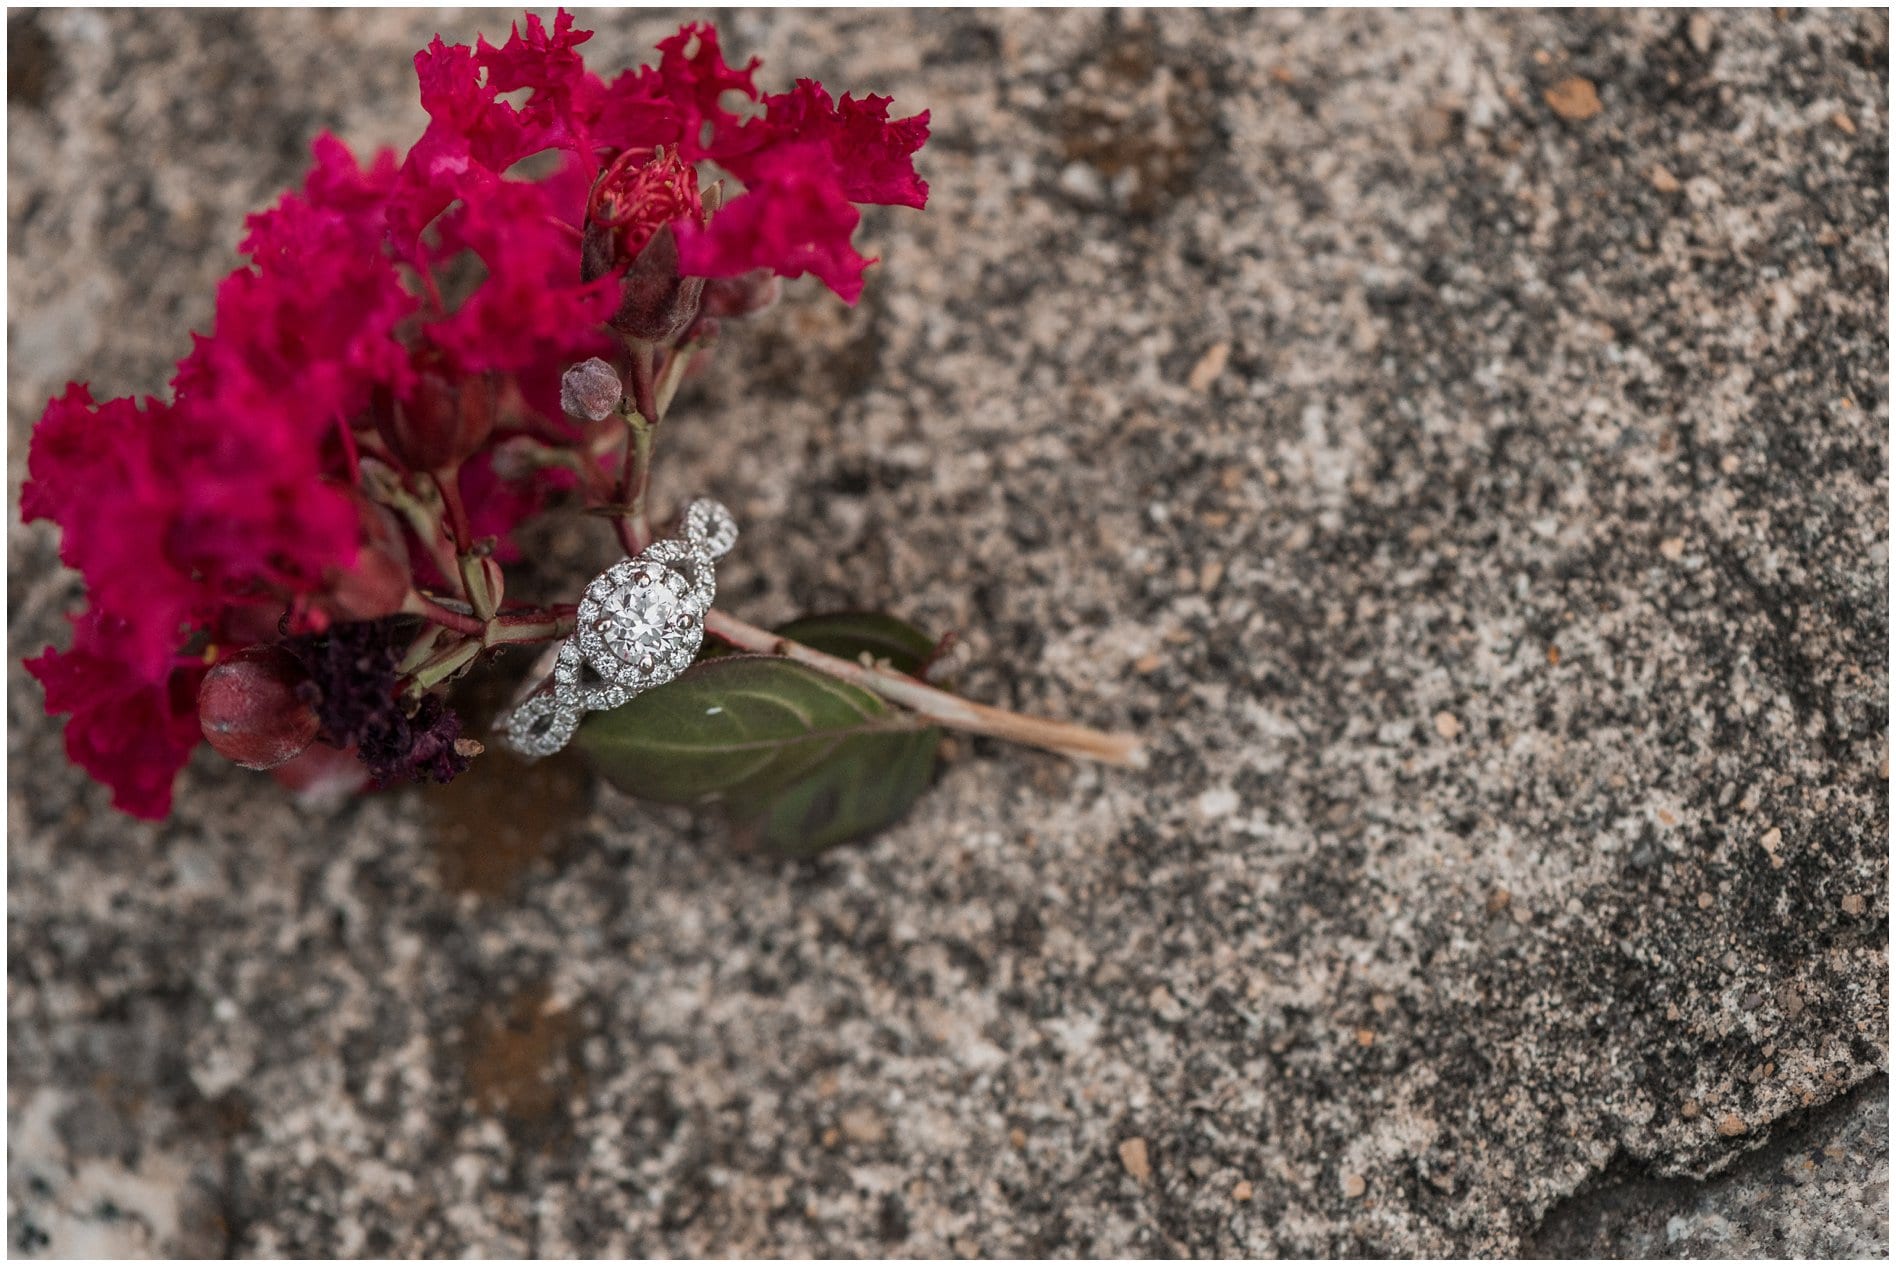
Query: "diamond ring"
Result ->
[[495, 498, 737, 758]]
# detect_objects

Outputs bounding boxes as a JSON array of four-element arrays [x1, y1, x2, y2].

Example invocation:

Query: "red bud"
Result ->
[[602, 225, 705, 344], [583, 149, 707, 344], [560, 357, 625, 422], [375, 352, 496, 472], [316, 486, 412, 622], [198, 645, 321, 770]]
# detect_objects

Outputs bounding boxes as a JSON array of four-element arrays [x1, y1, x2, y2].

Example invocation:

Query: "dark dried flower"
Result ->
[[282, 617, 472, 786]]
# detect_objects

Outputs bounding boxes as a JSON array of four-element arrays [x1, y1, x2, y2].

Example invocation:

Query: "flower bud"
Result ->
[[460, 553, 505, 622], [198, 644, 322, 770], [700, 269, 782, 320], [375, 352, 496, 472], [583, 148, 707, 343], [617, 228, 706, 344], [560, 357, 624, 422], [316, 486, 412, 623]]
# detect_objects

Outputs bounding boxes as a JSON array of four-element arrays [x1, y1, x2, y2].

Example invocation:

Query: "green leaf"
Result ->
[[770, 611, 938, 675], [575, 654, 941, 856], [697, 610, 942, 677]]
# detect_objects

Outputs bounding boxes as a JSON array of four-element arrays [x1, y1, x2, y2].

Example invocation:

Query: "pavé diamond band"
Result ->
[[495, 498, 737, 759]]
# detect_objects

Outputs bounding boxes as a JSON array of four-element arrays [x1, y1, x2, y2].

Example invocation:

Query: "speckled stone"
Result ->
[[1529, 1077, 1888, 1258], [8, 8, 1887, 1257]]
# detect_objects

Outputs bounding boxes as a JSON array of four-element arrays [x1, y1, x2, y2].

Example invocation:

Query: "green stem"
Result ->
[[409, 591, 484, 636], [400, 602, 574, 696], [620, 413, 656, 550], [408, 637, 482, 691], [380, 484, 465, 599], [611, 339, 700, 553], [486, 611, 576, 644], [653, 340, 695, 421], [397, 625, 448, 676], [624, 339, 658, 423]]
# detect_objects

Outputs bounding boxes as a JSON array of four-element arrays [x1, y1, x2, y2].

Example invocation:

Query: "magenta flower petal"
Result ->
[[27, 615, 207, 821], [676, 143, 873, 302], [718, 79, 929, 210], [424, 179, 618, 375]]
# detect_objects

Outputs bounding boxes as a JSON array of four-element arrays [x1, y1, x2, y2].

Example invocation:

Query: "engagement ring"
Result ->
[[495, 498, 737, 758]]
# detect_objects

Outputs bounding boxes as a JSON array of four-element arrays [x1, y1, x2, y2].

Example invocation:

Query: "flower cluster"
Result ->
[[23, 12, 928, 818]]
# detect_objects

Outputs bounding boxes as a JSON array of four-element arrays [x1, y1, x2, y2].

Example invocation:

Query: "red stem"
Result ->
[[432, 468, 474, 551], [503, 603, 578, 621], [612, 511, 642, 558], [413, 593, 484, 636], [625, 344, 658, 425], [413, 597, 575, 643]]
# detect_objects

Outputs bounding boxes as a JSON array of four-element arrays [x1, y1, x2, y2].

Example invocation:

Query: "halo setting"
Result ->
[[496, 498, 737, 758]]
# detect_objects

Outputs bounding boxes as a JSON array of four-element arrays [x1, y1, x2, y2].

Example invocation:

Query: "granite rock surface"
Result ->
[[8, 8, 1888, 1256]]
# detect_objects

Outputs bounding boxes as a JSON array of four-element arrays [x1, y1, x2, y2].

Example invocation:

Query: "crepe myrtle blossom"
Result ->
[[22, 11, 928, 818]]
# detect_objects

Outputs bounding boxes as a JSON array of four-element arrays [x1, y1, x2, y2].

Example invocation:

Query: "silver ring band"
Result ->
[[495, 498, 736, 758]]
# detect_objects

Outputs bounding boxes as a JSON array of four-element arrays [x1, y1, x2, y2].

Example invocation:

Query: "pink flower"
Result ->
[[210, 133, 417, 411], [716, 80, 930, 208], [21, 139, 387, 816], [22, 10, 932, 818], [424, 176, 618, 376], [632, 22, 761, 160], [396, 12, 927, 303], [21, 387, 195, 682], [22, 375, 362, 819], [674, 81, 929, 301], [475, 10, 604, 156], [391, 12, 615, 246], [25, 613, 207, 820], [675, 143, 876, 302]]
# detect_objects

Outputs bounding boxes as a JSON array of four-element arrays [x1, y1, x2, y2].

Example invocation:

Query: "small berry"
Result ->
[[198, 645, 322, 770]]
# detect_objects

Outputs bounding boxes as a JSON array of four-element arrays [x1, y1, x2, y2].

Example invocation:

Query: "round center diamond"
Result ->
[[595, 565, 695, 670]]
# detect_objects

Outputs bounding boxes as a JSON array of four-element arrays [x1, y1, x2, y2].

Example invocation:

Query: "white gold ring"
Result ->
[[495, 498, 737, 758]]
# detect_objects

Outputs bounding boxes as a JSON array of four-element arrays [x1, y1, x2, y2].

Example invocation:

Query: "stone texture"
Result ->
[[1529, 1076, 1888, 1258], [8, 8, 1888, 1257]]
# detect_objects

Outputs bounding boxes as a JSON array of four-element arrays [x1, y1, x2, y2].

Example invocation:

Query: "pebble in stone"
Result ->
[[1118, 1138, 1152, 1183]]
